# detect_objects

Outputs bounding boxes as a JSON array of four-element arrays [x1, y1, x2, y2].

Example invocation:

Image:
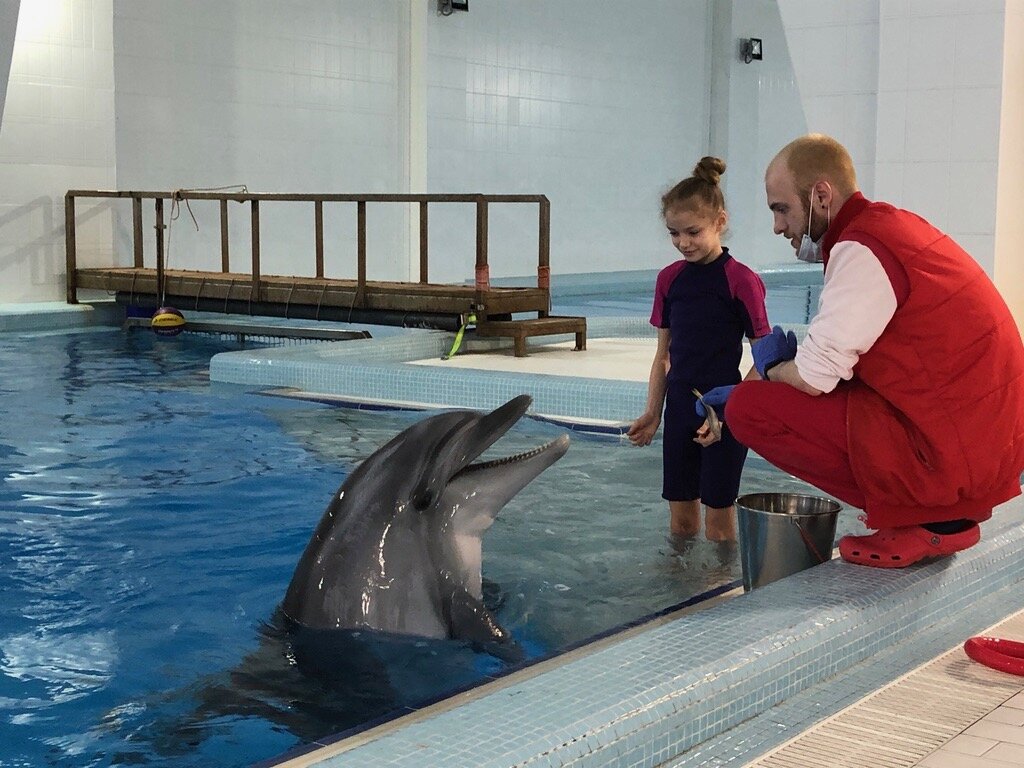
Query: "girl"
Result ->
[[627, 157, 770, 541]]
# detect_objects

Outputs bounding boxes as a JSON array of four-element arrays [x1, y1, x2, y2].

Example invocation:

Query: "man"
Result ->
[[723, 133, 1024, 568]]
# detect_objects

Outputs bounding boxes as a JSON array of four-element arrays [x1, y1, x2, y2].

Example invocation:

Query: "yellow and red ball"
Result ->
[[151, 306, 186, 337]]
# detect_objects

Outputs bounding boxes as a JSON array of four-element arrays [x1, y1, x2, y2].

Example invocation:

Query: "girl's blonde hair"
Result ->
[[661, 156, 726, 218]]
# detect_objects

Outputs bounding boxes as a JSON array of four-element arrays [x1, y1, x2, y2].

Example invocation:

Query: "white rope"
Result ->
[[161, 184, 249, 305]]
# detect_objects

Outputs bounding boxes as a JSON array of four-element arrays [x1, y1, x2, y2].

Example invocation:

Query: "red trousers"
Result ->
[[726, 380, 999, 528], [725, 381, 867, 510]]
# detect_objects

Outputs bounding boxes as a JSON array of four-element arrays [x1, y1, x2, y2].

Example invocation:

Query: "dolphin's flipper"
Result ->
[[445, 578, 522, 662]]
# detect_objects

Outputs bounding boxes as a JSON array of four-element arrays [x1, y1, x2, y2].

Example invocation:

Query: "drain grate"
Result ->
[[745, 611, 1024, 767]]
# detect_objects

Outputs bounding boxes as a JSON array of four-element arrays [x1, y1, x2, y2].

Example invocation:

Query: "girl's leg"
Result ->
[[704, 504, 736, 541], [700, 423, 747, 543], [669, 500, 701, 537], [663, 387, 702, 537], [726, 381, 866, 510]]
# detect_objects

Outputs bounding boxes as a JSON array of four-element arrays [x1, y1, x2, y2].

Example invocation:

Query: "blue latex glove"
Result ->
[[695, 385, 735, 418], [753, 325, 798, 378]]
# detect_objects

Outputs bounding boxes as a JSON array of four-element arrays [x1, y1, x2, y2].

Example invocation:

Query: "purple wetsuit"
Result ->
[[650, 248, 770, 506]]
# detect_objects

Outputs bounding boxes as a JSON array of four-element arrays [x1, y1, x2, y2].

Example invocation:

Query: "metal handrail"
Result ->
[[64, 190, 551, 306]]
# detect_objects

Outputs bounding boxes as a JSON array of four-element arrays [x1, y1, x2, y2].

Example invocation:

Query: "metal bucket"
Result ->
[[736, 492, 841, 591]]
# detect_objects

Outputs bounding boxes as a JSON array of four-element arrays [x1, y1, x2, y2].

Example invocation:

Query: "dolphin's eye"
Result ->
[[412, 489, 433, 511]]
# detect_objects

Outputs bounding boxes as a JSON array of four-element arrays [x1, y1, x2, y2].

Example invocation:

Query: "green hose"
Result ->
[[442, 313, 477, 360]]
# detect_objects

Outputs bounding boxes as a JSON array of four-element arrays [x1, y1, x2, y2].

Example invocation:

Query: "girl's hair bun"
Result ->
[[693, 156, 726, 185]]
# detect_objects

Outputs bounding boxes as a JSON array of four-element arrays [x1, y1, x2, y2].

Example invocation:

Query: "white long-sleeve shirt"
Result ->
[[794, 240, 898, 393]]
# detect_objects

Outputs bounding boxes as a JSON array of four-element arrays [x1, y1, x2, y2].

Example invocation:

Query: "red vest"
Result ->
[[823, 195, 1024, 527]]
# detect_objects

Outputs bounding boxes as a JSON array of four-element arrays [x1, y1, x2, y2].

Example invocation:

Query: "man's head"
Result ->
[[765, 134, 859, 253]]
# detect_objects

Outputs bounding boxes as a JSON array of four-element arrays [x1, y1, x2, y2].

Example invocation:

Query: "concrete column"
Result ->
[[0, 1, 19, 127], [398, 1, 428, 280]]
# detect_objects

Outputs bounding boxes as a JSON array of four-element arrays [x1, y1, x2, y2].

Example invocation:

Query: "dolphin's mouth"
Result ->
[[458, 436, 570, 473]]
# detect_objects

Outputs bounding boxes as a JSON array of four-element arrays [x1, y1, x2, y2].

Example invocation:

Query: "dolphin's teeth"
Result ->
[[462, 438, 562, 472]]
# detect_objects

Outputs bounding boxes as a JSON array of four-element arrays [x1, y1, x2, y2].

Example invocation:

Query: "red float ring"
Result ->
[[964, 636, 1024, 676]]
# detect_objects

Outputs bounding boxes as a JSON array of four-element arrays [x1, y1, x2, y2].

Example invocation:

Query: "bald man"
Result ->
[[725, 134, 1024, 568]]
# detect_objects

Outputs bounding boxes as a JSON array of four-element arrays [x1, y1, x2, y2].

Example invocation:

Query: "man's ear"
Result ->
[[812, 180, 834, 211]]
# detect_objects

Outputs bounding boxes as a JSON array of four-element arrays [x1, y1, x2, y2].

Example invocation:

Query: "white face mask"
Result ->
[[795, 190, 829, 264]]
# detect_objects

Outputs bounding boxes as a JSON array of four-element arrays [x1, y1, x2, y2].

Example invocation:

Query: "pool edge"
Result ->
[[268, 495, 1024, 768]]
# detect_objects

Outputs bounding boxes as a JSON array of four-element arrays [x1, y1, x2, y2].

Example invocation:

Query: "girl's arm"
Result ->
[[743, 335, 767, 381], [627, 328, 670, 446]]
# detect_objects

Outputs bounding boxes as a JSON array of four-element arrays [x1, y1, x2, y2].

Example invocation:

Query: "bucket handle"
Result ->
[[791, 516, 829, 564]]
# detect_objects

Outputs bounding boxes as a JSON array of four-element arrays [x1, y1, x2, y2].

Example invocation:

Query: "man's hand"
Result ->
[[694, 385, 735, 418], [753, 325, 797, 378]]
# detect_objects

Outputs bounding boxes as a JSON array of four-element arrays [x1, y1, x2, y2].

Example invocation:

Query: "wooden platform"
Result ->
[[65, 189, 586, 355], [475, 316, 586, 357], [74, 267, 550, 318], [74, 266, 586, 353]]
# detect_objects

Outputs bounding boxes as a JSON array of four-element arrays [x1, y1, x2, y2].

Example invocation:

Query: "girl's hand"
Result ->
[[693, 419, 722, 447], [626, 413, 659, 446]]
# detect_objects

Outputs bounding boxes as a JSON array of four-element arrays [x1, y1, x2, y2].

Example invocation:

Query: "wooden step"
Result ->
[[475, 315, 586, 357]]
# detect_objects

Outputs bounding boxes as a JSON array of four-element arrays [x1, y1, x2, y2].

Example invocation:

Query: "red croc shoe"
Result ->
[[838, 523, 980, 568]]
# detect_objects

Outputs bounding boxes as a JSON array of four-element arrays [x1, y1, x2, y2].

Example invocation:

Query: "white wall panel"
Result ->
[[424, 0, 710, 281], [0, 0, 1017, 307], [0, 0, 115, 303]]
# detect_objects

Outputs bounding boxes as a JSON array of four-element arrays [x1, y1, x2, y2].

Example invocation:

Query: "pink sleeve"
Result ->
[[650, 262, 685, 327], [725, 260, 770, 338]]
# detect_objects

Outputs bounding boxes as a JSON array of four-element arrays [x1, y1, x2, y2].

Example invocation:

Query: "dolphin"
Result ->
[[281, 394, 569, 659]]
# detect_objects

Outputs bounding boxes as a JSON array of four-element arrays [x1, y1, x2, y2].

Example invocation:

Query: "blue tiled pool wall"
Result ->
[[0, 300, 123, 332], [299, 496, 1024, 768], [671, 522, 1024, 767], [210, 316, 660, 425]]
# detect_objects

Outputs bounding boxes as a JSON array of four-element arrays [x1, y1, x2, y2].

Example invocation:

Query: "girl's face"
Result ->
[[665, 206, 726, 265]]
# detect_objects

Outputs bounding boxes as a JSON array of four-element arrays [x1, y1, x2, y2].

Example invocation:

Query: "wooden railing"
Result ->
[[64, 190, 551, 307]]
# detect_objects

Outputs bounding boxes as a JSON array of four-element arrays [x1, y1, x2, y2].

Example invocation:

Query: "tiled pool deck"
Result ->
[[6, 296, 1024, 768]]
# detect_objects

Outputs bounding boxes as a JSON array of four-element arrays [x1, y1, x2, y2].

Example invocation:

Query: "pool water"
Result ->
[[552, 273, 822, 324], [0, 327, 853, 767]]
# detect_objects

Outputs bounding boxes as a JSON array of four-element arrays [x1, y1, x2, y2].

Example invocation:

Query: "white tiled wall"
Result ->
[[0, 1, 1018, 304], [111, 1, 408, 282], [424, 0, 711, 282], [710, 0, 812, 268], [772, 0, 1012, 284], [0, 0, 115, 303], [875, 0, 1006, 275], [777, 0, 880, 197]]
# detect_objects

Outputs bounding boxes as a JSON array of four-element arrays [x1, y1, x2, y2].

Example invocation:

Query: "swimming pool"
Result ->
[[550, 265, 823, 323], [0, 324, 862, 767]]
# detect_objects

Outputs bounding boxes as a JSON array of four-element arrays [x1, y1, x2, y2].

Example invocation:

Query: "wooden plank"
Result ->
[[419, 201, 428, 283], [132, 197, 144, 268], [250, 200, 260, 301], [65, 195, 77, 303], [357, 201, 366, 293], [315, 201, 324, 278], [475, 315, 587, 356], [72, 267, 553, 318], [67, 190, 547, 204], [220, 200, 229, 272], [154, 198, 165, 304]]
